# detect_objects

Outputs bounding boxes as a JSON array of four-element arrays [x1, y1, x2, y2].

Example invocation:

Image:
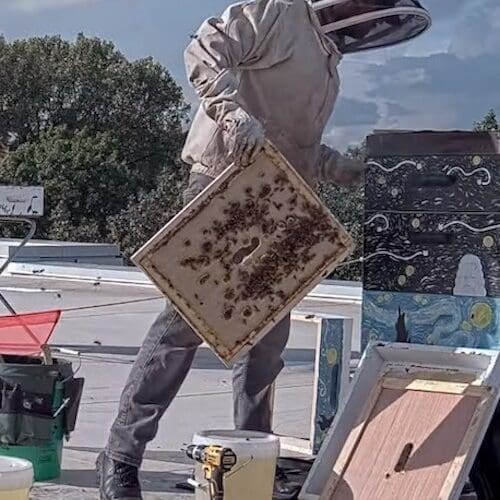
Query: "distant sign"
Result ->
[[0, 186, 44, 217]]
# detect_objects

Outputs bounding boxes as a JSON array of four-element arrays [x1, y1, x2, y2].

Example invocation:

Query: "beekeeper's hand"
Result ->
[[224, 109, 265, 167]]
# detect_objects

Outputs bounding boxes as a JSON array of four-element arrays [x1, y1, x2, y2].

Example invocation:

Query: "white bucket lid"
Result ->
[[0, 457, 34, 491], [193, 430, 280, 460]]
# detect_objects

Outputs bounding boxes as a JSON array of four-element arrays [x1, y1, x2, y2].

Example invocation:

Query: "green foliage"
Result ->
[[0, 33, 367, 280], [1, 126, 135, 241], [108, 163, 190, 261], [318, 143, 365, 282], [318, 184, 363, 281], [0, 34, 189, 251], [473, 109, 499, 131]]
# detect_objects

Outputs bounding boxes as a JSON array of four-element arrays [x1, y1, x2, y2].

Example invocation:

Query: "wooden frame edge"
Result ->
[[319, 379, 384, 499]]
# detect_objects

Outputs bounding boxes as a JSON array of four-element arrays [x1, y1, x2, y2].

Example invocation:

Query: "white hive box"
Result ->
[[132, 143, 354, 364]]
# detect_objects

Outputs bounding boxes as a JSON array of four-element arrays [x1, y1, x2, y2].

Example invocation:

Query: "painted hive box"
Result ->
[[364, 131, 500, 213], [365, 153, 500, 213], [313, 317, 349, 455], [133, 142, 353, 364], [362, 291, 500, 350], [363, 212, 500, 296]]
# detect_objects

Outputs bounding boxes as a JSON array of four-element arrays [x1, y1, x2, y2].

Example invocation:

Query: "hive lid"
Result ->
[[367, 130, 500, 156], [133, 142, 353, 365]]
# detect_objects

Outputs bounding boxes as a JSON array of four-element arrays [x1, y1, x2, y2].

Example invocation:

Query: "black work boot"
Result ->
[[96, 452, 142, 500]]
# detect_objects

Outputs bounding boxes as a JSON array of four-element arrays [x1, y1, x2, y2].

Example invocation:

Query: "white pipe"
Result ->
[[187, 478, 205, 489]]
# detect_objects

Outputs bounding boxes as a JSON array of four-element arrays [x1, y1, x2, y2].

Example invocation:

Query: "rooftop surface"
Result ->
[[0, 273, 353, 499]]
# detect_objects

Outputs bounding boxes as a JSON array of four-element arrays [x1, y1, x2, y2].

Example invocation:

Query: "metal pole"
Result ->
[[0, 218, 52, 363]]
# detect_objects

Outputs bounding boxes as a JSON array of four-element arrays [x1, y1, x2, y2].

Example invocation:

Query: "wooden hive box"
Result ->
[[301, 342, 500, 500], [132, 142, 354, 365]]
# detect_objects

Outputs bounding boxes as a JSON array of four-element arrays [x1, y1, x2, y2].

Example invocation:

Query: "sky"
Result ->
[[1, 0, 499, 151]]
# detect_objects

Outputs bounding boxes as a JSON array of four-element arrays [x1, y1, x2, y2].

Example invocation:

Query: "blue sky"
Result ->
[[2, 0, 499, 151]]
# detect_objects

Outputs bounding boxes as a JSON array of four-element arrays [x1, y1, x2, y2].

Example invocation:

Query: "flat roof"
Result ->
[[0, 274, 348, 498]]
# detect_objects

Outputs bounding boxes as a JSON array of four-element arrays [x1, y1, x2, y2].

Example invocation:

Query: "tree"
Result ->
[[318, 143, 365, 282], [108, 163, 189, 260], [1, 126, 148, 241], [0, 34, 189, 243], [0, 33, 366, 277], [473, 109, 499, 131]]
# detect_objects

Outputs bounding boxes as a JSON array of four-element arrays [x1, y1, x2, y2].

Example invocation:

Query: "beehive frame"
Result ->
[[133, 142, 354, 365]]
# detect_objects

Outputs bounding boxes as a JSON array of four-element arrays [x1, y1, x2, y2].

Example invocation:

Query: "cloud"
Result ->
[[366, 52, 500, 127], [330, 97, 381, 127], [385, 102, 412, 118], [449, 0, 500, 58], [323, 124, 370, 152], [3, 0, 496, 152], [426, 0, 467, 20], [6, 0, 102, 13], [321, 0, 500, 150], [321, 97, 381, 150]]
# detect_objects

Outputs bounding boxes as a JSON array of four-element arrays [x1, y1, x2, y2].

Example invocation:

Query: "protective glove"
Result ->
[[223, 108, 265, 167]]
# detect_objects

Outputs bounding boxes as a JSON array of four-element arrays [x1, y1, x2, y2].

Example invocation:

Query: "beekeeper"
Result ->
[[97, 1, 431, 498]]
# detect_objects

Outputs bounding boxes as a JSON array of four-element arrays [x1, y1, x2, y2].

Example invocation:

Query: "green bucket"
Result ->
[[0, 358, 84, 482], [0, 439, 64, 482]]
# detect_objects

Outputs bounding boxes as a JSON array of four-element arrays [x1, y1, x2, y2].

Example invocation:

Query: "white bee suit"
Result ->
[[103, 0, 431, 485], [182, 0, 362, 186], [182, 0, 430, 185]]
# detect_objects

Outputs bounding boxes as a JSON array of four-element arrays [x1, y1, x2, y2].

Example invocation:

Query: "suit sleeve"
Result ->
[[315, 144, 365, 186], [184, 1, 289, 130]]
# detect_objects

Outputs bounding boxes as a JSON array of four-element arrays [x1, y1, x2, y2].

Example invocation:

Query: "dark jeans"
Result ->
[[106, 173, 290, 467]]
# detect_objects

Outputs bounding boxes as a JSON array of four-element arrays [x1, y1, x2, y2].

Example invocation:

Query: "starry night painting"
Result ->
[[363, 212, 500, 297], [313, 318, 345, 454], [362, 291, 500, 351], [365, 154, 500, 213]]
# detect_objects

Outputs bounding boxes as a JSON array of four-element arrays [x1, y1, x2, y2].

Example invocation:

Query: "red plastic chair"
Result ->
[[0, 310, 61, 360]]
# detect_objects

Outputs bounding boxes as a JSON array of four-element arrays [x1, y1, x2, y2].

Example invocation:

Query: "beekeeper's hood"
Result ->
[[310, 0, 431, 53]]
